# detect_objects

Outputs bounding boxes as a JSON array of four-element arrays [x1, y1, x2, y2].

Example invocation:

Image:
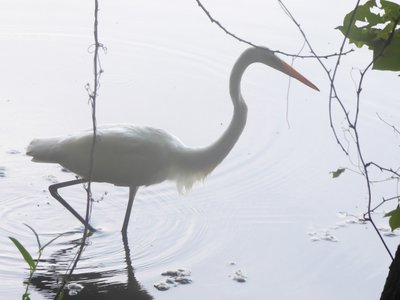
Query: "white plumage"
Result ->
[[27, 124, 213, 193], [27, 47, 318, 232]]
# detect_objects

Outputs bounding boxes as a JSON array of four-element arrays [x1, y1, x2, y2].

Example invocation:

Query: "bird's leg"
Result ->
[[49, 178, 96, 232], [121, 231, 135, 284], [122, 186, 138, 233]]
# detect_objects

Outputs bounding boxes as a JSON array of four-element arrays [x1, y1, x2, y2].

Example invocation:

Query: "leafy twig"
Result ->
[[9, 225, 66, 300]]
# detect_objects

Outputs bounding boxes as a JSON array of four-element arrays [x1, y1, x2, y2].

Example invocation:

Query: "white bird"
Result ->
[[27, 46, 318, 233]]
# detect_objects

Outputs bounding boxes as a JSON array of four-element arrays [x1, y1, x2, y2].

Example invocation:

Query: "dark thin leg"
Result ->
[[49, 178, 96, 232], [122, 231, 134, 284], [122, 186, 138, 233]]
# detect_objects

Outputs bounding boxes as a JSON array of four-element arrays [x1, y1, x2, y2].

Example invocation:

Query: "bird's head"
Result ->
[[250, 46, 319, 91]]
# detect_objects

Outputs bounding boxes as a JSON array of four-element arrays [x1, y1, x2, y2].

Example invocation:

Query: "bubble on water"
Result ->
[[165, 278, 176, 285], [320, 232, 338, 242], [335, 221, 347, 227], [346, 219, 357, 224], [378, 226, 389, 232], [6, 149, 20, 155], [161, 268, 191, 277], [174, 277, 192, 284], [307, 229, 338, 242], [154, 281, 170, 291], [67, 283, 84, 296], [379, 226, 397, 237], [383, 231, 397, 237], [0, 166, 5, 177], [45, 174, 58, 183], [231, 269, 247, 283], [156, 268, 193, 291]]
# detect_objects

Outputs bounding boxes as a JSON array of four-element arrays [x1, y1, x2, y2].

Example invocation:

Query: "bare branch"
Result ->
[[278, 0, 396, 259], [55, 0, 103, 296], [194, 0, 255, 47], [273, 48, 354, 59], [195, 0, 353, 59], [366, 162, 400, 178]]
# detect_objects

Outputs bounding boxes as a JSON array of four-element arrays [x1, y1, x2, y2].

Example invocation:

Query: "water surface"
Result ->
[[1, 1, 399, 299]]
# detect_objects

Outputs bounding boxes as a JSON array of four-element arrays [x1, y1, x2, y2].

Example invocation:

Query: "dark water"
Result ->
[[29, 232, 153, 300]]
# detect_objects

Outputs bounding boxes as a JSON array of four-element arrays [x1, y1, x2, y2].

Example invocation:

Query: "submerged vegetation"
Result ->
[[9, 225, 64, 300]]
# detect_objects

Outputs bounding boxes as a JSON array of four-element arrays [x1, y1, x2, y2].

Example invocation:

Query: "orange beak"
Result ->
[[279, 59, 319, 91]]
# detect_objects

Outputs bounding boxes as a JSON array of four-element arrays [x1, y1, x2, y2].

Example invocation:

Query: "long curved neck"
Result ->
[[171, 47, 317, 192], [202, 51, 251, 169], [177, 49, 258, 175]]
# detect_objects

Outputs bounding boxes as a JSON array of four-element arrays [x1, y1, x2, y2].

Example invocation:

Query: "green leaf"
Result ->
[[24, 224, 41, 250], [22, 292, 31, 300], [382, 0, 400, 20], [8, 237, 36, 271], [56, 290, 64, 300], [337, 0, 400, 71], [384, 207, 400, 231], [330, 168, 346, 178], [336, 0, 378, 49], [372, 31, 400, 70]]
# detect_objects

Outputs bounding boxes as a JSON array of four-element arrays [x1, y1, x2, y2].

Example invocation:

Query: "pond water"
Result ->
[[1, 1, 399, 299]]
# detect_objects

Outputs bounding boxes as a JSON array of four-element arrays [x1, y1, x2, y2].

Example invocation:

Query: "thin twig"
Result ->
[[370, 196, 400, 214], [278, 0, 353, 155], [194, 0, 256, 47], [195, 0, 353, 59], [285, 40, 306, 129], [55, 0, 102, 296], [377, 113, 400, 135], [366, 162, 400, 178], [353, 16, 400, 261], [354, 16, 400, 127], [278, 0, 395, 259], [273, 49, 354, 59]]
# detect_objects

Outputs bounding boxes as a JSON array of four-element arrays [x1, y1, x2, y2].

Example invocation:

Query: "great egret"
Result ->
[[27, 46, 318, 233]]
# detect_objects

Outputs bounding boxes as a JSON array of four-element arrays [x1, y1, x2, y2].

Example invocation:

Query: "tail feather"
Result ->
[[26, 138, 60, 163]]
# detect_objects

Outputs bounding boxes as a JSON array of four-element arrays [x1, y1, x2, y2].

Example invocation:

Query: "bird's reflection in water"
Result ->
[[30, 232, 153, 300]]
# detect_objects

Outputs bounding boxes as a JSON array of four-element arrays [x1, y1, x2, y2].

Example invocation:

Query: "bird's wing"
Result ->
[[55, 125, 183, 186]]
